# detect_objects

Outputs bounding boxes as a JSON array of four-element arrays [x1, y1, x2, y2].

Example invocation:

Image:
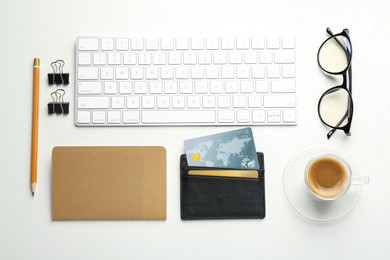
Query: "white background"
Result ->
[[1, 0, 390, 259]]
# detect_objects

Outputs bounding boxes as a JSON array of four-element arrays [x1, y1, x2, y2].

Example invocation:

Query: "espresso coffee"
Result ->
[[307, 156, 348, 198]]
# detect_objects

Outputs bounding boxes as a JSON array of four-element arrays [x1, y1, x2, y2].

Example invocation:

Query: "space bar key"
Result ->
[[142, 110, 216, 124]]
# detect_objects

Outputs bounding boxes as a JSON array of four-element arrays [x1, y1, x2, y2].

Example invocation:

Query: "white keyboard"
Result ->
[[75, 36, 297, 126]]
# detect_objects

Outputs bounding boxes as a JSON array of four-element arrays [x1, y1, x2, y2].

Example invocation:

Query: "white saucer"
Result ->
[[283, 144, 362, 223]]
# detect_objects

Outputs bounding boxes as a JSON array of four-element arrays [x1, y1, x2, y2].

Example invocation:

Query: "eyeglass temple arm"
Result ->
[[326, 28, 352, 61]]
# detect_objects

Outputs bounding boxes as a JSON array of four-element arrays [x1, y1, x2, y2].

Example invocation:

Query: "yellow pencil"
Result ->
[[31, 58, 40, 197]]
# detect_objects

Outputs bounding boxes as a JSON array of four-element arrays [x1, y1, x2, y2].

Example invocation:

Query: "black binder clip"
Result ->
[[48, 89, 69, 115], [48, 60, 69, 85]]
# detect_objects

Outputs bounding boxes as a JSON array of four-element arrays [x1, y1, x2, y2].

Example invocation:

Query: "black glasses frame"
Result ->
[[317, 28, 353, 139]]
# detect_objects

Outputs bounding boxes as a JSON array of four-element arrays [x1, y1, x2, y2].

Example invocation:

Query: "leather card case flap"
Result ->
[[180, 152, 265, 220]]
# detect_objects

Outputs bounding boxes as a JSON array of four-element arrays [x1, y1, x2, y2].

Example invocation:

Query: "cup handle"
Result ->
[[352, 176, 370, 185]]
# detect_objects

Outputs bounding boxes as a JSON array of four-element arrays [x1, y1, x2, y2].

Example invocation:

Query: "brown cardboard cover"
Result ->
[[52, 146, 166, 220]]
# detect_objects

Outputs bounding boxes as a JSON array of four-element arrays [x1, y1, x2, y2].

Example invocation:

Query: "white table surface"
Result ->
[[1, 0, 390, 259]]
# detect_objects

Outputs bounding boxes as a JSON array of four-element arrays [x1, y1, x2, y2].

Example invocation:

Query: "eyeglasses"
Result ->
[[317, 28, 353, 139]]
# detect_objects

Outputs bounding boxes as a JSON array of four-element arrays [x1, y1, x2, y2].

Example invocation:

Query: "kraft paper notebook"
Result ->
[[52, 146, 166, 220]]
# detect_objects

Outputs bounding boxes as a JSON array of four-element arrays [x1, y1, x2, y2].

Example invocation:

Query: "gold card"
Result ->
[[188, 170, 259, 179]]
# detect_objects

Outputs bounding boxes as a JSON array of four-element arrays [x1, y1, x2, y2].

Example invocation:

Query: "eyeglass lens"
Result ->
[[318, 35, 351, 74], [319, 87, 351, 128]]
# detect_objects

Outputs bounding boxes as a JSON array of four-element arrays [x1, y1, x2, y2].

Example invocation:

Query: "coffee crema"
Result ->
[[307, 156, 348, 198]]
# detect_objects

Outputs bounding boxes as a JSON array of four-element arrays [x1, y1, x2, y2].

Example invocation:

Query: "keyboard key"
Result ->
[[153, 52, 166, 65], [252, 66, 265, 79], [78, 97, 109, 109], [229, 52, 242, 64], [101, 67, 114, 80], [240, 81, 254, 93], [172, 96, 185, 108], [139, 53, 152, 65], [282, 65, 296, 78], [237, 37, 250, 50], [248, 95, 262, 108], [275, 50, 295, 64], [263, 95, 296, 108], [108, 111, 121, 124], [198, 52, 212, 65], [142, 96, 155, 109], [92, 111, 106, 124], [161, 38, 174, 50], [149, 82, 163, 94], [179, 81, 193, 93], [116, 38, 129, 50], [146, 38, 159, 50], [214, 52, 227, 64], [210, 81, 223, 93], [267, 36, 280, 49], [282, 36, 295, 49], [237, 110, 250, 123], [176, 38, 189, 50], [283, 109, 297, 123], [183, 52, 197, 65], [259, 51, 273, 63], [217, 95, 231, 108], [271, 80, 295, 93], [78, 67, 99, 80], [206, 37, 219, 50], [256, 80, 269, 93], [252, 110, 266, 123], [116, 67, 129, 80], [78, 82, 102, 94], [78, 53, 91, 65], [119, 82, 132, 94], [112, 96, 125, 109], [127, 96, 140, 108], [225, 81, 239, 93], [77, 111, 91, 124], [142, 110, 215, 123], [187, 96, 201, 108], [78, 38, 98, 51], [218, 110, 234, 123], [108, 52, 121, 65], [157, 96, 170, 109], [168, 52, 181, 65], [145, 67, 159, 80], [123, 53, 137, 65], [165, 82, 178, 94], [202, 96, 216, 108], [267, 66, 281, 78], [93, 53, 106, 65], [123, 111, 140, 123], [191, 67, 204, 79], [251, 37, 265, 49], [104, 82, 117, 94], [221, 37, 234, 50], [161, 67, 174, 79], [101, 38, 114, 51], [233, 95, 246, 108], [191, 37, 204, 50], [134, 82, 147, 94], [244, 52, 257, 64], [206, 66, 219, 79], [131, 38, 144, 50], [195, 81, 208, 94], [130, 67, 144, 79]]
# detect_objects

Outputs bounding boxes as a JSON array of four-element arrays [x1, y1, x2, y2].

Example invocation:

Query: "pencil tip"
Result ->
[[32, 192, 35, 197]]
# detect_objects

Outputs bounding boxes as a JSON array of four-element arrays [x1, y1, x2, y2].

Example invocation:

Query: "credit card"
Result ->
[[188, 170, 259, 178], [184, 127, 259, 169]]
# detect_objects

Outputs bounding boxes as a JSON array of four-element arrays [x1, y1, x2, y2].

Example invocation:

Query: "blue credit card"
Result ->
[[184, 127, 259, 169]]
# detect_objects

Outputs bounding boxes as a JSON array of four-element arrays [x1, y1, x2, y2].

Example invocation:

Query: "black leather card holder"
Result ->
[[180, 153, 265, 220]]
